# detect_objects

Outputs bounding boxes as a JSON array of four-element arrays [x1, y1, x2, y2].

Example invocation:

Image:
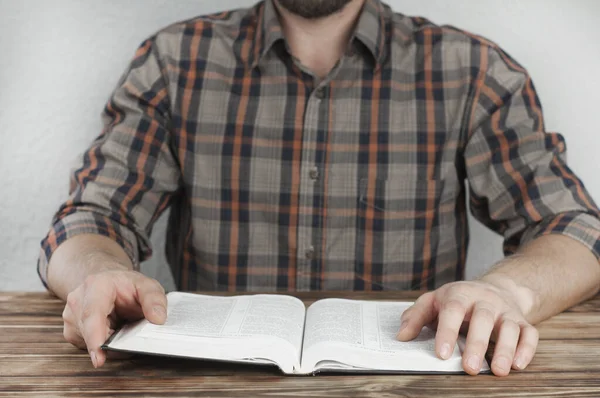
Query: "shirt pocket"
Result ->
[[359, 176, 446, 222]]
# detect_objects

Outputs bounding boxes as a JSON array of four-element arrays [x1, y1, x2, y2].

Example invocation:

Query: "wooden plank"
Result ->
[[2, 374, 600, 398], [537, 313, 600, 339]]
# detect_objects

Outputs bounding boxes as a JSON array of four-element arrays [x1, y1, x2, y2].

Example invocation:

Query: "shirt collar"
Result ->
[[249, 0, 390, 69], [249, 0, 285, 69], [353, 0, 388, 67]]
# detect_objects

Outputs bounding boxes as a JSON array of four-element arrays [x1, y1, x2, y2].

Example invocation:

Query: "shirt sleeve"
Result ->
[[464, 43, 600, 260], [38, 37, 181, 288]]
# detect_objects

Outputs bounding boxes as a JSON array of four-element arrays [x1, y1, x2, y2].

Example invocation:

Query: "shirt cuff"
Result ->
[[37, 212, 142, 289], [518, 211, 600, 261]]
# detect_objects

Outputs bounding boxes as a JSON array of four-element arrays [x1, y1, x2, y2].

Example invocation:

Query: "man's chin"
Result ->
[[276, 0, 354, 19]]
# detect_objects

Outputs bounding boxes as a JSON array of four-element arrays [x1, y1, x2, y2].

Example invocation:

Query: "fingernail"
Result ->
[[90, 351, 98, 368], [467, 355, 480, 371], [153, 306, 166, 318], [494, 357, 509, 372], [440, 343, 451, 359]]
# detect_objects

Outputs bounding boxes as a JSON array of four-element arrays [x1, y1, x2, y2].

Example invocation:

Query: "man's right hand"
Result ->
[[61, 269, 167, 368]]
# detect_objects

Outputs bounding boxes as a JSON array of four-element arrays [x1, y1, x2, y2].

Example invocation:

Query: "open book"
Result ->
[[103, 292, 489, 375]]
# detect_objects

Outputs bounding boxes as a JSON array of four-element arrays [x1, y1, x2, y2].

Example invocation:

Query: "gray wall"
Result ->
[[1, 0, 599, 291]]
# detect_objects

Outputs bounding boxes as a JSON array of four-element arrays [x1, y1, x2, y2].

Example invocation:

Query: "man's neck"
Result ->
[[274, 0, 366, 79]]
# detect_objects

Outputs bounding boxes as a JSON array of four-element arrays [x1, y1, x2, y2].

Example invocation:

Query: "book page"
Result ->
[[106, 293, 306, 374], [300, 299, 487, 374], [141, 293, 305, 349], [302, 299, 364, 350]]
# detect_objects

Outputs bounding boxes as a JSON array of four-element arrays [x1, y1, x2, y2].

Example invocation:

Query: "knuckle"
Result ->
[[474, 306, 497, 324], [66, 292, 79, 310], [468, 340, 490, 354], [416, 291, 433, 304], [436, 327, 452, 339], [61, 306, 70, 322], [448, 281, 474, 294], [437, 326, 460, 341], [401, 309, 414, 321], [482, 290, 501, 305], [63, 326, 77, 344], [518, 340, 538, 353], [524, 325, 540, 340], [62, 327, 70, 341], [401, 307, 414, 317], [480, 282, 500, 296], [445, 283, 464, 297], [151, 279, 166, 294], [442, 299, 467, 314], [494, 346, 513, 357], [532, 327, 540, 340], [518, 327, 539, 352], [500, 316, 521, 330], [139, 278, 166, 299], [80, 304, 95, 322]]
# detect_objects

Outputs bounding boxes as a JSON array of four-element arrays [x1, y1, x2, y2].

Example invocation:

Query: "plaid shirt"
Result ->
[[39, 0, 600, 292]]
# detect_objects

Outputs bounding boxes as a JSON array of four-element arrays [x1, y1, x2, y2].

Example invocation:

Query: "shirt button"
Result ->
[[305, 246, 315, 260], [309, 167, 320, 180], [315, 87, 326, 99]]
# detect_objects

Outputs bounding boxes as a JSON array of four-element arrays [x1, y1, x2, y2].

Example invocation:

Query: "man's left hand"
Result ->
[[396, 280, 539, 376]]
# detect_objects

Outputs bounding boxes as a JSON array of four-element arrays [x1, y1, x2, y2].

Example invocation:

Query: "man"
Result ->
[[40, 0, 600, 377]]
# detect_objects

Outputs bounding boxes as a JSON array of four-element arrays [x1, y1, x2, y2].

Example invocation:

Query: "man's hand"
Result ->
[[61, 269, 167, 368], [396, 280, 539, 376]]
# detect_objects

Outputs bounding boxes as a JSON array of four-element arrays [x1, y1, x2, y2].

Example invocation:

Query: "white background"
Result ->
[[1, 0, 598, 291]]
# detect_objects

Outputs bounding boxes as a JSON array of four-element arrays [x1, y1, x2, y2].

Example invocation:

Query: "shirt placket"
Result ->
[[294, 52, 352, 290], [295, 86, 324, 291]]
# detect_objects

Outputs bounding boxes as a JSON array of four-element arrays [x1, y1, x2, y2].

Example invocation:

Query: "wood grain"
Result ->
[[1, 292, 600, 397]]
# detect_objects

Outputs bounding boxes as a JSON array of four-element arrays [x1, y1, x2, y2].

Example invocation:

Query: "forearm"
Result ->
[[481, 234, 600, 324], [47, 234, 134, 301]]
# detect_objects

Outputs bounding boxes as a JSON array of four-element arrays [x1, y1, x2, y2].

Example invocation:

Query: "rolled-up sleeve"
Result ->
[[464, 44, 600, 261], [38, 37, 181, 288]]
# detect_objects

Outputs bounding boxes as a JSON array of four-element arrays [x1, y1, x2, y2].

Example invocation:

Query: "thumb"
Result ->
[[134, 276, 168, 325]]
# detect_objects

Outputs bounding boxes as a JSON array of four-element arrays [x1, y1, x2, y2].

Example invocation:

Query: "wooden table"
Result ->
[[1, 291, 600, 397]]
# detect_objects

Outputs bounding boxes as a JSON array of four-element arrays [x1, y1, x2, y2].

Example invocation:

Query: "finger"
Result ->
[[62, 302, 76, 325], [462, 304, 497, 375], [82, 313, 113, 368], [435, 294, 470, 361], [63, 323, 86, 350], [490, 318, 520, 376], [513, 325, 539, 370], [134, 276, 168, 325], [80, 279, 117, 368], [62, 294, 87, 350], [114, 302, 144, 323], [397, 293, 436, 341]]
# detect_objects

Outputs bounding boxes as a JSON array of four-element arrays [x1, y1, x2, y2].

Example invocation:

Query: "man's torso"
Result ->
[[152, 0, 478, 291]]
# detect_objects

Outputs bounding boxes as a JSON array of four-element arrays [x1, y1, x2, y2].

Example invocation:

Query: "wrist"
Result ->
[[48, 235, 133, 300], [480, 272, 539, 321], [83, 250, 131, 275]]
